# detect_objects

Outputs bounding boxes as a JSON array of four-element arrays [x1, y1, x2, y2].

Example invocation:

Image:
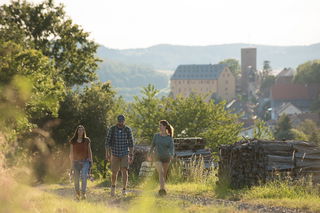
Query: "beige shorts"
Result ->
[[111, 155, 129, 172]]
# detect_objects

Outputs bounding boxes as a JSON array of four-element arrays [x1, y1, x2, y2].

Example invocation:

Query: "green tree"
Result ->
[[296, 119, 320, 144], [259, 61, 275, 98], [262, 60, 272, 76], [291, 129, 308, 141], [294, 60, 320, 111], [294, 60, 320, 84], [127, 84, 164, 144], [219, 58, 240, 76], [0, 41, 65, 124], [253, 119, 274, 140], [53, 83, 116, 158], [0, 0, 100, 87], [80, 82, 116, 159], [129, 87, 242, 150], [260, 75, 275, 98], [274, 114, 294, 140]]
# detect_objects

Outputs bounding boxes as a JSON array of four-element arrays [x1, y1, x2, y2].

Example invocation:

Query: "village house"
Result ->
[[270, 68, 320, 120], [170, 64, 235, 101]]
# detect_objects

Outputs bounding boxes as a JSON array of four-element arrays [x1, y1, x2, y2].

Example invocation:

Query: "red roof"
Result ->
[[271, 83, 310, 100]]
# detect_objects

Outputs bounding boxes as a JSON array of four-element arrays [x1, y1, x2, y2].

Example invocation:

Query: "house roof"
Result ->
[[170, 64, 227, 80], [277, 68, 296, 77], [271, 83, 310, 100], [278, 102, 302, 114]]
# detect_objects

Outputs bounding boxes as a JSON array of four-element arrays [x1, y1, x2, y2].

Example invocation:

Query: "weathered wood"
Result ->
[[218, 139, 320, 189]]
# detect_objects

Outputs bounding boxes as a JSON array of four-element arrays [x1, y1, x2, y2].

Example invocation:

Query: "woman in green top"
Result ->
[[148, 120, 174, 196]]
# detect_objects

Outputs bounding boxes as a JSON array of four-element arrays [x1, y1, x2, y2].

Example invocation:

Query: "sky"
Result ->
[[1, 0, 320, 49]]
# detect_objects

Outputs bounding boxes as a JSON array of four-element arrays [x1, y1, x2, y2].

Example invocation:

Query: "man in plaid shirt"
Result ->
[[105, 114, 134, 196]]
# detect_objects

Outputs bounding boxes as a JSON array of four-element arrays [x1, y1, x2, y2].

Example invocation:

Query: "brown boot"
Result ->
[[81, 192, 86, 200], [75, 191, 81, 200]]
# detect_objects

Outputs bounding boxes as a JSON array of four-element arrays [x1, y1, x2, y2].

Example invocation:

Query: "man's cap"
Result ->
[[117, 114, 125, 122]]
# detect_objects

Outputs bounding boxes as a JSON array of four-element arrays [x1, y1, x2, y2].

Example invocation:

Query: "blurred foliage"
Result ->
[[0, 0, 100, 87], [127, 84, 242, 151], [274, 114, 294, 140], [292, 119, 320, 144], [253, 119, 274, 140], [294, 59, 320, 84], [219, 58, 240, 77]]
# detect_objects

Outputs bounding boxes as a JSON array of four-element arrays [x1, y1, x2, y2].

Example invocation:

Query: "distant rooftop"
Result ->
[[171, 64, 227, 80], [277, 68, 296, 77]]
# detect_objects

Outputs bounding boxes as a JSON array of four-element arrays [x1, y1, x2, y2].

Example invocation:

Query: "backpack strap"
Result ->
[[110, 125, 116, 145]]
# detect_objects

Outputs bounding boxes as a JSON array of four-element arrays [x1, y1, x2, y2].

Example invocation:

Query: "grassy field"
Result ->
[[2, 162, 320, 213], [0, 172, 241, 213]]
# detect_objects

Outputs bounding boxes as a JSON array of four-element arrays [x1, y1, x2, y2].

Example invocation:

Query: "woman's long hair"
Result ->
[[70, 125, 87, 144], [160, 120, 174, 137]]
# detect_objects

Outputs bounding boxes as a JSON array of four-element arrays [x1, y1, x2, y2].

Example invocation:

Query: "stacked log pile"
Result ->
[[135, 137, 213, 177], [174, 137, 213, 169], [132, 145, 150, 176], [218, 139, 320, 189]]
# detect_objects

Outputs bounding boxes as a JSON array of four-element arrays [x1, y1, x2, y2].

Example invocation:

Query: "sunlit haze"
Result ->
[[1, 0, 320, 49]]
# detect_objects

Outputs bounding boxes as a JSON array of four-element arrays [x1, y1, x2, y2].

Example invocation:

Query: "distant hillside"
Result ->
[[97, 59, 169, 101], [97, 43, 320, 71], [96, 43, 320, 101]]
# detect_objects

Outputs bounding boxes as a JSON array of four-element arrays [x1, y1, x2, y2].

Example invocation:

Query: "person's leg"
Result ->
[[120, 168, 128, 194], [111, 155, 120, 186], [80, 161, 90, 198], [111, 155, 120, 196], [73, 161, 81, 199], [120, 155, 129, 192], [155, 161, 165, 190], [162, 162, 170, 181]]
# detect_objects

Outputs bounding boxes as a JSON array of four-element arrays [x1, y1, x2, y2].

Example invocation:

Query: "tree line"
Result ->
[[1, 0, 320, 179]]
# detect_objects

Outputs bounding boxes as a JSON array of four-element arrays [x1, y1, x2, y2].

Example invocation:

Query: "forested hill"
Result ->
[[97, 43, 320, 70], [97, 59, 169, 101]]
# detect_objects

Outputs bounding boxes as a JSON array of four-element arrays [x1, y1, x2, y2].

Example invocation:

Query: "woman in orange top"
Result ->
[[69, 125, 93, 200]]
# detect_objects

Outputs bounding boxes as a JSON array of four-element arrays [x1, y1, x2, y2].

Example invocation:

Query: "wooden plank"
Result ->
[[296, 161, 320, 168], [295, 152, 320, 160], [267, 163, 294, 171], [267, 155, 294, 163]]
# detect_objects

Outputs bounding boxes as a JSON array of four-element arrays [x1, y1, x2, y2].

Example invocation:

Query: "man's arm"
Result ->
[[105, 127, 113, 160], [127, 127, 134, 163], [127, 127, 134, 155]]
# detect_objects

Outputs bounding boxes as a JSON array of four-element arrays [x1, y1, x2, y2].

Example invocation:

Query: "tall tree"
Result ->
[[294, 60, 320, 111], [0, 41, 65, 124], [274, 114, 294, 140], [219, 58, 240, 77], [253, 119, 274, 140], [297, 119, 320, 144], [129, 86, 242, 150], [0, 0, 100, 87], [262, 60, 272, 76], [127, 84, 164, 144], [294, 60, 320, 84]]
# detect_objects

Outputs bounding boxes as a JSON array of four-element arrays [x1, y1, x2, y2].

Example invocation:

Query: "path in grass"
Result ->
[[38, 183, 309, 213]]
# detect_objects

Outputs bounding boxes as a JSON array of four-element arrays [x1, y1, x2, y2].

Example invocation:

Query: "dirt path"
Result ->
[[38, 184, 310, 213]]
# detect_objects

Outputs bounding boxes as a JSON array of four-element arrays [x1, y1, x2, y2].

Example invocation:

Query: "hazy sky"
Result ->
[[1, 0, 320, 49]]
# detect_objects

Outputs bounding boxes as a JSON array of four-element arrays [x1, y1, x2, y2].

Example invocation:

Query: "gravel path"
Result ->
[[171, 194, 310, 213], [38, 184, 311, 213]]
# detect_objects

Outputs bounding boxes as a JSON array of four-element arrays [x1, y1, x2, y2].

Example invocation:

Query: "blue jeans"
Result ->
[[73, 160, 90, 193]]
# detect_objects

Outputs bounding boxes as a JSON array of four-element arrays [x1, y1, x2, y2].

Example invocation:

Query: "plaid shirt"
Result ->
[[105, 125, 134, 157]]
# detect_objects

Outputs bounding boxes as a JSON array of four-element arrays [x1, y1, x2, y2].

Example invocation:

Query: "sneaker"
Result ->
[[110, 186, 116, 197], [158, 189, 167, 196], [122, 189, 127, 196]]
